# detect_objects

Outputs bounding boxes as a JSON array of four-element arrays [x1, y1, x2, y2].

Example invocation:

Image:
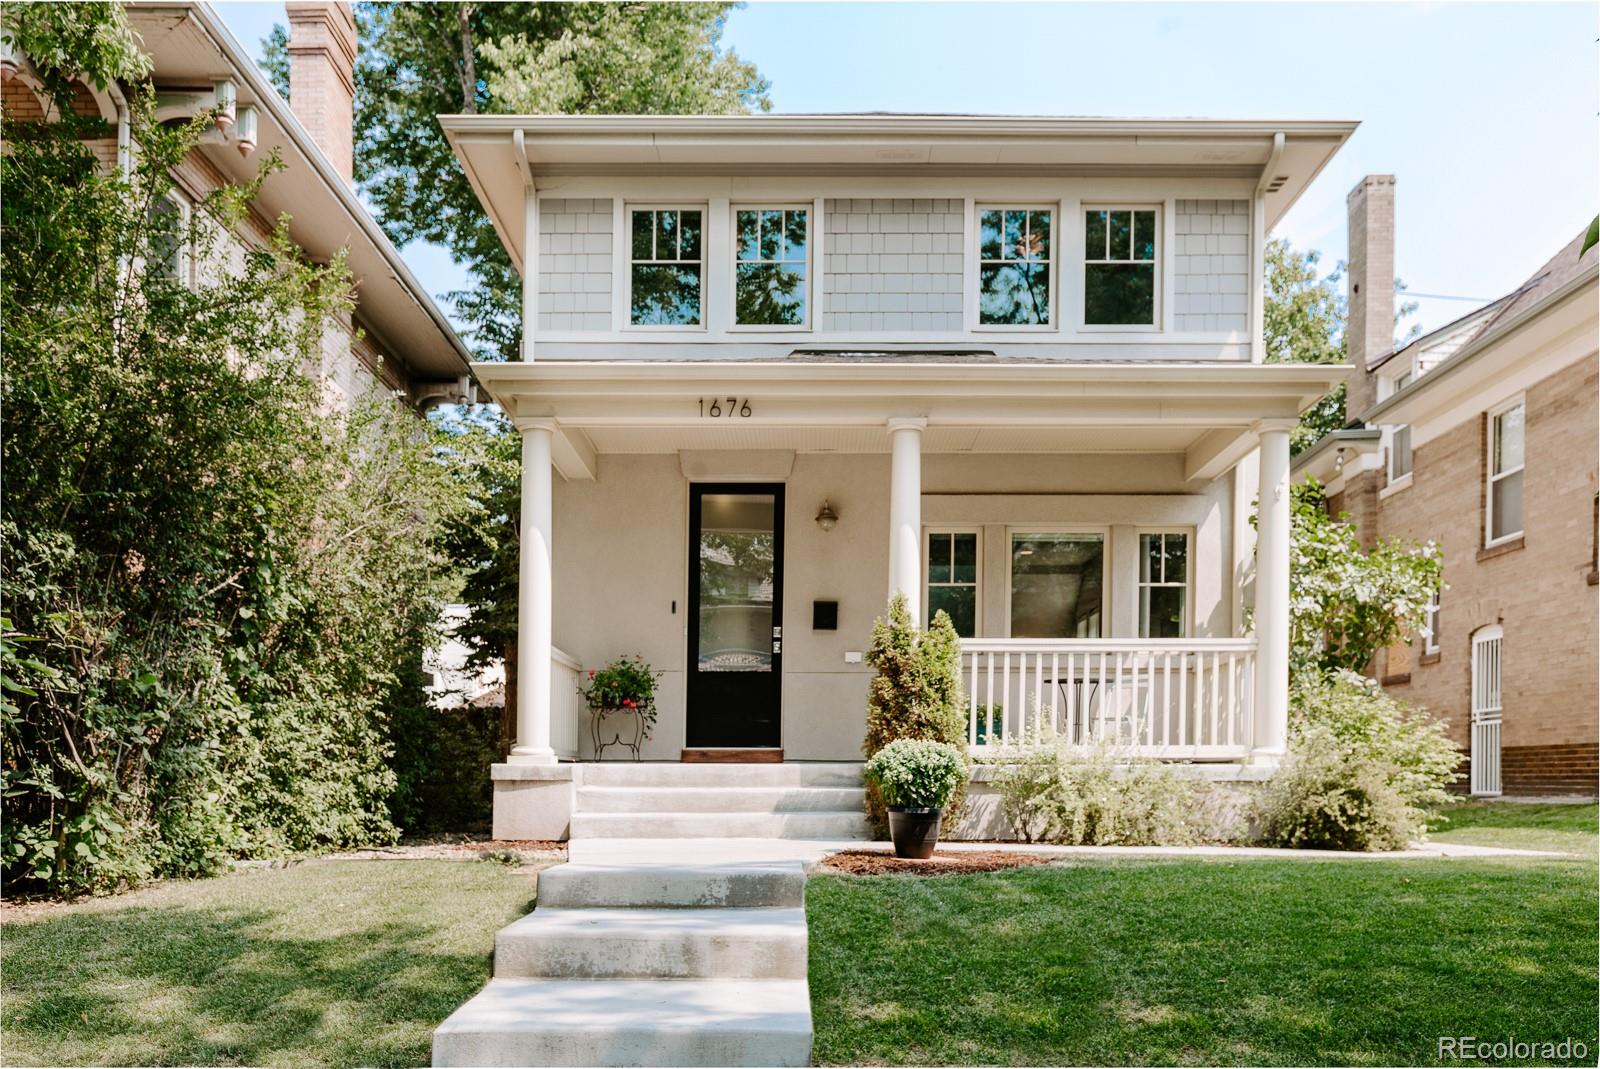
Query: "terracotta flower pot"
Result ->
[[887, 806, 943, 859]]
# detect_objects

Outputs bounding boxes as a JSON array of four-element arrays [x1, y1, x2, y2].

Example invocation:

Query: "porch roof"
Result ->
[[474, 359, 1346, 483]]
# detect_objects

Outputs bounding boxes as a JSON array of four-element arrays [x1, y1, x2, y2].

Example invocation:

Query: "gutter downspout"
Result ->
[[1249, 131, 1285, 366], [513, 127, 537, 363]]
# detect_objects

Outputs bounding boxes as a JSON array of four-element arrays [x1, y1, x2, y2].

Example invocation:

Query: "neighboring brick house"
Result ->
[[4, 0, 475, 410], [1296, 174, 1598, 797]]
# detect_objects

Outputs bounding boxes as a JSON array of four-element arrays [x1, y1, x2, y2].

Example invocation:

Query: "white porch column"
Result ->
[[887, 417, 926, 625], [511, 418, 557, 764], [1251, 419, 1295, 762]]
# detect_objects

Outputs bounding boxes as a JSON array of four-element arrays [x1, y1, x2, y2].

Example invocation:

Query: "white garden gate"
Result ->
[[1470, 626, 1503, 797]]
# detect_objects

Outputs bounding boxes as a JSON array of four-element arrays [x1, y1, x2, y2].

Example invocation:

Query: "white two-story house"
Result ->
[[440, 114, 1352, 839]]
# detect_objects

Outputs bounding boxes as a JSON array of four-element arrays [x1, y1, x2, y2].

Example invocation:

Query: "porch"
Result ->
[[475, 358, 1342, 838]]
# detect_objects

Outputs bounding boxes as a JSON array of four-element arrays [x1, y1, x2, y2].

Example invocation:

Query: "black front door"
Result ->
[[687, 484, 783, 748]]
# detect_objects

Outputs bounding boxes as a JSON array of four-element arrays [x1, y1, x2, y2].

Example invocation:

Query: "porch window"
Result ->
[[925, 530, 978, 637], [1084, 207, 1157, 325], [1487, 399, 1524, 544], [734, 207, 808, 326], [629, 207, 703, 326], [1138, 531, 1189, 638], [977, 207, 1052, 325], [1008, 532, 1103, 638]]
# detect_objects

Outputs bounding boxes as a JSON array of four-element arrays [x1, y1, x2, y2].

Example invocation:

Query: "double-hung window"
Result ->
[[1138, 532, 1189, 638], [1387, 370, 1414, 482], [734, 207, 809, 327], [1008, 532, 1103, 638], [629, 207, 703, 326], [925, 530, 979, 638], [147, 193, 190, 284], [1084, 207, 1158, 325], [1422, 590, 1441, 655], [977, 206, 1052, 325], [1487, 399, 1525, 544]]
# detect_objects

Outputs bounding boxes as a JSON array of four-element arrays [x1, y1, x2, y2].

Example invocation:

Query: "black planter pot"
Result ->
[[887, 806, 943, 859]]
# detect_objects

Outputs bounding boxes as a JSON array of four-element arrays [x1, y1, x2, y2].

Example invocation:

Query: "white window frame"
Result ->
[[1002, 526, 1110, 639], [149, 191, 192, 286], [1135, 528, 1193, 638], [1386, 423, 1414, 486], [728, 203, 813, 332], [922, 527, 983, 638], [1485, 395, 1526, 547], [1080, 203, 1162, 333], [623, 203, 707, 332], [973, 202, 1058, 332], [1422, 590, 1441, 656]]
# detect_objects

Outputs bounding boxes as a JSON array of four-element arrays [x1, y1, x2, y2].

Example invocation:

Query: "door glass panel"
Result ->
[[697, 493, 775, 672], [1010, 533, 1103, 638]]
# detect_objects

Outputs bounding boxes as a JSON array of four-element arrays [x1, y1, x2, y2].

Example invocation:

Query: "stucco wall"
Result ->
[[551, 450, 1240, 761]]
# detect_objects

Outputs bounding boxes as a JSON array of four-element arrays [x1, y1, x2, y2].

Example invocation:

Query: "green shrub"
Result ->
[[862, 594, 969, 831], [864, 739, 967, 810], [990, 735, 1231, 845], [388, 690, 504, 835], [1251, 670, 1462, 851]]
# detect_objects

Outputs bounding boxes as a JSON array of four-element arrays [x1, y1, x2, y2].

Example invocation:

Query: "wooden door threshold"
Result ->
[[681, 748, 785, 763]]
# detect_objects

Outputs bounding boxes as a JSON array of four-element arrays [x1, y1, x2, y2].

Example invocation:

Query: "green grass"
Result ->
[[1, 860, 540, 1068], [1428, 801, 1598, 856], [808, 856, 1598, 1066]]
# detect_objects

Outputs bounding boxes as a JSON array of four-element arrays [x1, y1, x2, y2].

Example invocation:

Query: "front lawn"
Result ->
[[1, 860, 541, 1068], [1428, 800, 1597, 856], [808, 854, 1598, 1066]]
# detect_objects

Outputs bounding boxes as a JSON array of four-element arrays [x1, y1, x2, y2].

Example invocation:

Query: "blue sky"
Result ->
[[214, 1, 1597, 336]]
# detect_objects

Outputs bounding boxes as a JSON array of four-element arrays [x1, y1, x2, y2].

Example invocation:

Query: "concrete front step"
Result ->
[[537, 862, 806, 909], [570, 810, 872, 840], [496, 906, 807, 980], [432, 977, 812, 1067], [577, 785, 866, 814], [580, 761, 863, 789]]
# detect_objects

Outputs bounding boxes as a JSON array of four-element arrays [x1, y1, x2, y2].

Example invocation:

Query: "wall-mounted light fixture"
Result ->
[[814, 499, 838, 532]]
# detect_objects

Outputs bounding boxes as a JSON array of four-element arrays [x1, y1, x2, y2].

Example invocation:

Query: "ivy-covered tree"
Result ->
[[353, 1, 769, 357], [2, 5, 467, 894]]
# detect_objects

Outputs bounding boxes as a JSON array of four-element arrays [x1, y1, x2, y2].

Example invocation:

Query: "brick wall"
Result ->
[[1345, 175, 1396, 418], [1173, 199, 1250, 333], [821, 198, 963, 331], [1369, 354, 1598, 795], [537, 198, 614, 332]]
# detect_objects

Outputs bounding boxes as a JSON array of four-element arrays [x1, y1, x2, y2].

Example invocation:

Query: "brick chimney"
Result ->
[[286, 2, 357, 184], [1344, 174, 1396, 421]]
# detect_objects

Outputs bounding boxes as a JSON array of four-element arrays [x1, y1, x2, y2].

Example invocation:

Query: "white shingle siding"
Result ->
[[1174, 199, 1250, 333], [821, 198, 964, 331], [538, 198, 614, 331]]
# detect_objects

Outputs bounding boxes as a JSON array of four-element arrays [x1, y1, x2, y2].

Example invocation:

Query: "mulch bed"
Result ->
[[820, 849, 1055, 876]]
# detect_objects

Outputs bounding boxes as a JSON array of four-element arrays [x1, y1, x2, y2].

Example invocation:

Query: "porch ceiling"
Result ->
[[475, 359, 1347, 484]]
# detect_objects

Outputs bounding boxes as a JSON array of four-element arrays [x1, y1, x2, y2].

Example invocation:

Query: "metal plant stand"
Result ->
[[589, 704, 647, 761]]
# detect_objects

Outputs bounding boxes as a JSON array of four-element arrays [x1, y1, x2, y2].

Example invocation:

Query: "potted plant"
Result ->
[[863, 738, 968, 859], [578, 654, 660, 760]]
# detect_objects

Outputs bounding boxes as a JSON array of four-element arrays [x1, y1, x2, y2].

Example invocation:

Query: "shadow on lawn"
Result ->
[[4, 896, 533, 1068]]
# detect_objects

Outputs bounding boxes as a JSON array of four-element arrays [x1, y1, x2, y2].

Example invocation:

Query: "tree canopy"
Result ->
[[350, 2, 769, 357]]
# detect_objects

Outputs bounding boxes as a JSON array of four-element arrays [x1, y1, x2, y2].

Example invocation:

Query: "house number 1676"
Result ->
[[698, 398, 753, 418]]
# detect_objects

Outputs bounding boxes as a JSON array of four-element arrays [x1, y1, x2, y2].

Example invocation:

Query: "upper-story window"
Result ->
[[629, 207, 703, 326], [977, 206, 1052, 326], [1084, 207, 1157, 326], [734, 207, 808, 327], [147, 192, 190, 284], [1384, 369, 1414, 482], [1486, 398, 1525, 545]]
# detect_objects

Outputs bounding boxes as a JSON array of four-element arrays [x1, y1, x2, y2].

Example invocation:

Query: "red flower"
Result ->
[[623, 698, 636, 708], [588, 670, 596, 679]]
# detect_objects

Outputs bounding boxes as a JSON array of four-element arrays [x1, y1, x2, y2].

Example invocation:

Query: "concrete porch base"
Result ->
[[491, 763, 575, 840]]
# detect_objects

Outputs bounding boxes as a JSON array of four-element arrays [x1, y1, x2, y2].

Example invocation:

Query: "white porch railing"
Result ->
[[959, 638, 1257, 760], [550, 646, 583, 760]]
